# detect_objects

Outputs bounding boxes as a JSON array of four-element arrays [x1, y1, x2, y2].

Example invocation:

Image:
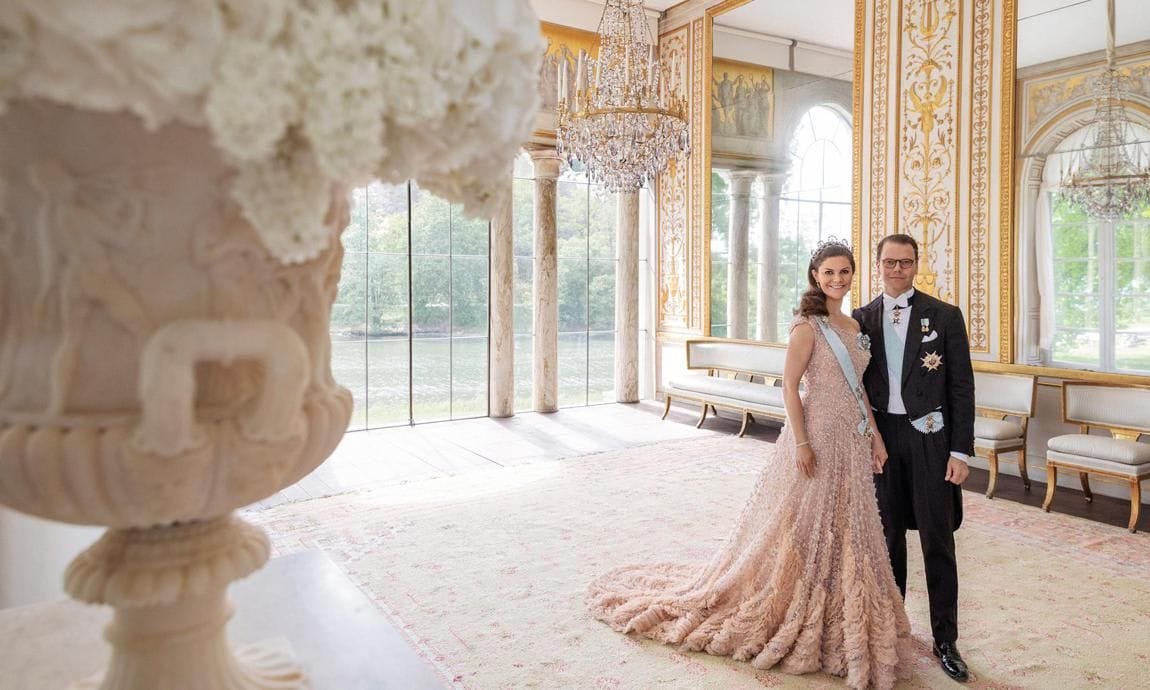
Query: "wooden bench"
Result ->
[[662, 338, 787, 437], [973, 371, 1037, 499], [1043, 382, 1150, 532]]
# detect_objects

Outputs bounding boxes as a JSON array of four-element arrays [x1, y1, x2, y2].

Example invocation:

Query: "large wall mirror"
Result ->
[[705, 0, 856, 342], [1014, 0, 1150, 375]]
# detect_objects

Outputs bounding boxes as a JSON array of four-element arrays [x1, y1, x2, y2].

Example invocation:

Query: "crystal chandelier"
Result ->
[[555, 0, 690, 192], [1060, 0, 1150, 220]]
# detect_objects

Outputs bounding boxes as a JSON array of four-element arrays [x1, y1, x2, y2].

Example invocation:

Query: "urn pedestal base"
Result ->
[[64, 516, 306, 690]]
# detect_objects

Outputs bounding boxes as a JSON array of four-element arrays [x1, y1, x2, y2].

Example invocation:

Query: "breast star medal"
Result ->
[[921, 351, 943, 371]]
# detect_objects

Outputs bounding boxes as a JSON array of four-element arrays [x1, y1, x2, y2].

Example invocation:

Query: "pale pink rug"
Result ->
[[247, 435, 1150, 689]]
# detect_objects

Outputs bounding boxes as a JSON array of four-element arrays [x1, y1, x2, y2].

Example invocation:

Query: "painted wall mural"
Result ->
[[539, 22, 599, 114], [711, 58, 774, 143]]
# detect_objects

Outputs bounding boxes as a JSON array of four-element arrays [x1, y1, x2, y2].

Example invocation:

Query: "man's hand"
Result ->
[[945, 456, 969, 485]]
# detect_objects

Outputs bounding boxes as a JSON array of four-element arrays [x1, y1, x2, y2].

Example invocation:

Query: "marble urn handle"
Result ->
[[133, 319, 310, 457]]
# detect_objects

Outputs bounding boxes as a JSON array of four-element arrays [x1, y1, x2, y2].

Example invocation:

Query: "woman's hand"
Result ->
[[871, 434, 888, 474], [796, 444, 817, 478]]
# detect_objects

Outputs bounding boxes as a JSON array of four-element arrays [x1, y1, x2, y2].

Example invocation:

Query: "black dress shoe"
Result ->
[[933, 641, 969, 682]]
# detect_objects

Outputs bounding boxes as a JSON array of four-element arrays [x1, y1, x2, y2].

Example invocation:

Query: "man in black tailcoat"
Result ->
[[853, 233, 975, 683]]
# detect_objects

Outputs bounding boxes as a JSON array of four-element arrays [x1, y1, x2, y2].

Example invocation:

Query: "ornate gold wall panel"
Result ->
[[656, 25, 691, 331], [857, 0, 1014, 361]]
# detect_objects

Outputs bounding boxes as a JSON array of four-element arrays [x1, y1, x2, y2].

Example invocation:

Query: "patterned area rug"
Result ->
[[246, 435, 1150, 689]]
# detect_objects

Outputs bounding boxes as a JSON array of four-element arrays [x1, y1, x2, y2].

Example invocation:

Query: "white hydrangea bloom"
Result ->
[[0, 0, 544, 264]]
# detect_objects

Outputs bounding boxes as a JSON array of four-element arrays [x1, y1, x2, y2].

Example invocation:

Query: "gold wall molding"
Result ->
[[690, 18, 707, 333], [967, 0, 990, 352], [867, 0, 893, 297], [656, 25, 691, 331], [851, 0, 865, 300], [858, 0, 1014, 362]]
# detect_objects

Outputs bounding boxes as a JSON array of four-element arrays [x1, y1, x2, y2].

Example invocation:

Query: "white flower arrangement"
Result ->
[[0, 0, 543, 264]]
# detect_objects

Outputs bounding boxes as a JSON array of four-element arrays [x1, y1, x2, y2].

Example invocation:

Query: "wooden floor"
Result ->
[[255, 400, 1147, 532]]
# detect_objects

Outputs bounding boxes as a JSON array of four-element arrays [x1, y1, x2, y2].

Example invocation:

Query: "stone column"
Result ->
[[488, 174, 515, 417], [530, 147, 561, 412], [756, 172, 785, 342], [615, 190, 640, 402], [726, 170, 756, 340]]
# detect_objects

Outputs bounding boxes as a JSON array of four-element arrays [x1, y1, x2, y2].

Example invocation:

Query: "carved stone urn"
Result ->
[[0, 100, 353, 689]]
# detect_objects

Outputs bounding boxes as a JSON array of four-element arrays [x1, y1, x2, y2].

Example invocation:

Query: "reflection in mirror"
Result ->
[[707, 1, 855, 342], [1015, 0, 1150, 373]]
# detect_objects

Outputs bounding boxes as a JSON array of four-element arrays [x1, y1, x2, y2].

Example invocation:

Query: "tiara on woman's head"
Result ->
[[811, 236, 851, 257]]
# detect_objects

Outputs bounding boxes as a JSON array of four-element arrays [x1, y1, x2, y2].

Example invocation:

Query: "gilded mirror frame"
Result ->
[[699, 0, 867, 342]]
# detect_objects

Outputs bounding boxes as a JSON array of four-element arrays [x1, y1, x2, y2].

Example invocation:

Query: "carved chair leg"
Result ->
[[985, 451, 999, 499], [695, 403, 709, 429], [737, 411, 751, 438], [1042, 463, 1058, 512], [1130, 480, 1142, 533], [661, 395, 672, 420], [1018, 442, 1031, 491], [1080, 472, 1093, 502]]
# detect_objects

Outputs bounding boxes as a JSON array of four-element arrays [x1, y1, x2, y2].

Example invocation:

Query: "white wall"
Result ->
[[0, 508, 100, 608], [713, 26, 853, 79]]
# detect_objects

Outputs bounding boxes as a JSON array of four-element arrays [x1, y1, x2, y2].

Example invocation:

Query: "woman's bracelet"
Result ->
[[796, 440, 810, 448]]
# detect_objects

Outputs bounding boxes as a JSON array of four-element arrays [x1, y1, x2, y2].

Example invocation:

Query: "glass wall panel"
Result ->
[[366, 337, 409, 426], [513, 159, 536, 412], [559, 332, 588, 407], [331, 179, 491, 429]]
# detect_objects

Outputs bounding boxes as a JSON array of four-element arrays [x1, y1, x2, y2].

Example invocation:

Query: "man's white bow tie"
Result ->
[[883, 296, 910, 310]]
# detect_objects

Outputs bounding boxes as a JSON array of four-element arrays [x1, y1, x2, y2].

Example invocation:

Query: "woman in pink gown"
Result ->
[[588, 241, 913, 690]]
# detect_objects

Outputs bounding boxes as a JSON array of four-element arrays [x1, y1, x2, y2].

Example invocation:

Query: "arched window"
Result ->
[[1043, 123, 1150, 372], [777, 105, 853, 324]]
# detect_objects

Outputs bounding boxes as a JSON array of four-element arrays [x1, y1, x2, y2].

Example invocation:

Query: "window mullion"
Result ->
[[1101, 218, 1116, 370]]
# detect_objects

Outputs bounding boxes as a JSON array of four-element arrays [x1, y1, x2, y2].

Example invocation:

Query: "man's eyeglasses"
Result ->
[[880, 258, 916, 269]]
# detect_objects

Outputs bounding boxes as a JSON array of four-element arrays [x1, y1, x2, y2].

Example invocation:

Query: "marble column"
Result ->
[[530, 147, 561, 413], [488, 175, 515, 417], [756, 172, 785, 342], [726, 170, 756, 340], [615, 190, 640, 403]]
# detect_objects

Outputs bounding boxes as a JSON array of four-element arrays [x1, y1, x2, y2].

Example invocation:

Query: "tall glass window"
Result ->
[[512, 158, 617, 410], [778, 105, 852, 332], [1049, 194, 1150, 372], [331, 182, 489, 429]]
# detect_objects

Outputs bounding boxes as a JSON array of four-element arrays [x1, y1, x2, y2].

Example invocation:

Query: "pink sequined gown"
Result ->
[[588, 317, 913, 690]]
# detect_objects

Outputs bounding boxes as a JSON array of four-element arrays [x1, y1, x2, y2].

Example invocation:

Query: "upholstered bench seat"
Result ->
[[663, 338, 788, 437], [1046, 450, 1150, 477], [1048, 434, 1150, 465], [974, 417, 1024, 442], [667, 374, 785, 408]]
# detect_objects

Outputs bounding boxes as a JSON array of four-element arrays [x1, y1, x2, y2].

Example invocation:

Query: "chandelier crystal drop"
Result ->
[[555, 0, 690, 192], [1059, 0, 1150, 220]]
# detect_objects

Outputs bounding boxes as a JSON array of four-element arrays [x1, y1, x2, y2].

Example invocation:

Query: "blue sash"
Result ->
[[814, 317, 872, 438]]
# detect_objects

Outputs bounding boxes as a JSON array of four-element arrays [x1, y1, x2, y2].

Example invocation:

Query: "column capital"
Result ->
[[757, 170, 788, 197], [526, 145, 562, 180], [727, 168, 757, 196]]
